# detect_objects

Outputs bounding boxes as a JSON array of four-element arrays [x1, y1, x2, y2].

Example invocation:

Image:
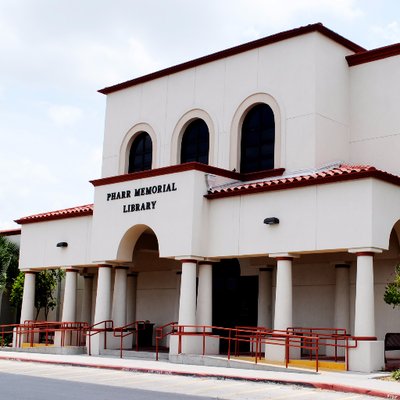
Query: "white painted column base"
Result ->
[[196, 262, 213, 331], [178, 260, 197, 331], [265, 343, 301, 362], [348, 340, 385, 372], [16, 271, 37, 348], [169, 334, 219, 356], [55, 268, 78, 347], [88, 265, 112, 355], [87, 334, 102, 356], [112, 267, 128, 328], [325, 338, 346, 358], [87, 332, 131, 355]]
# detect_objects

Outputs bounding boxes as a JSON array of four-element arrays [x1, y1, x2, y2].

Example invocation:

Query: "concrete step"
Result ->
[[169, 354, 318, 375], [0, 346, 86, 355], [101, 349, 169, 360]]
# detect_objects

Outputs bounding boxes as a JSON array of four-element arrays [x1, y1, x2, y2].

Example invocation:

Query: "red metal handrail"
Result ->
[[287, 326, 349, 362], [0, 323, 20, 347], [4, 320, 89, 348], [155, 321, 177, 361], [161, 324, 352, 372], [113, 320, 146, 358], [0, 320, 378, 371], [86, 320, 114, 356]]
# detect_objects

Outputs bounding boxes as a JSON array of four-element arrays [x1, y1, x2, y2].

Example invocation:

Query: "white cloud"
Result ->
[[371, 21, 400, 45], [0, 158, 57, 193], [0, 0, 397, 230], [47, 105, 83, 126], [72, 36, 161, 88]]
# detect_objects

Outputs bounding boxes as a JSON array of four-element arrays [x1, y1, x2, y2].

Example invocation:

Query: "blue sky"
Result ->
[[1, 0, 400, 229]]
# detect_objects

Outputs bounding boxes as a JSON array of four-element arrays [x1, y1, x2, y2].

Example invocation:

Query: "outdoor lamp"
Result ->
[[263, 217, 279, 225]]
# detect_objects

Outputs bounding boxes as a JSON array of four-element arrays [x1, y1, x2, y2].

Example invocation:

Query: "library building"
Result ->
[[9, 23, 400, 372]]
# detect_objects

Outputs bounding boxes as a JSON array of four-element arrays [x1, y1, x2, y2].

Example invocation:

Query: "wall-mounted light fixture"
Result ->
[[56, 242, 68, 248], [263, 217, 279, 225]]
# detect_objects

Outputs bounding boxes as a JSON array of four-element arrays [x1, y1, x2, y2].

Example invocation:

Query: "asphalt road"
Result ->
[[0, 359, 379, 399]]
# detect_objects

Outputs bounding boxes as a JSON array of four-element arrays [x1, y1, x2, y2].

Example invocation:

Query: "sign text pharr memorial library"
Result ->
[[106, 182, 178, 214]]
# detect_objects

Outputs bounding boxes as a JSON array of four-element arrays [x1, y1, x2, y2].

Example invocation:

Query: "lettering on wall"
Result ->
[[106, 182, 177, 214]]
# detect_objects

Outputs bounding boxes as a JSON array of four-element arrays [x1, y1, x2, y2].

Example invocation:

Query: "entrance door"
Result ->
[[212, 259, 258, 353]]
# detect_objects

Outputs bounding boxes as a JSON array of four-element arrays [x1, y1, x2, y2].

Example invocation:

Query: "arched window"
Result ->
[[240, 103, 275, 173], [128, 131, 152, 173], [180, 119, 209, 165]]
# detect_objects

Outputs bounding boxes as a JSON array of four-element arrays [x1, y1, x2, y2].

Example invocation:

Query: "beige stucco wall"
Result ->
[[101, 31, 355, 179], [350, 55, 400, 175], [19, 216, 92, 269]]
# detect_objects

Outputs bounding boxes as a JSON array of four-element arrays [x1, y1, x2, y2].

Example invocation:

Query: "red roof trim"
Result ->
[[90, 162, 285, 187], [99, 23, 364, 95], [0, 229, 21, 236], [346, 43, 400, 66], [205, 165, 400, 199], [15, 204, 94, 225]]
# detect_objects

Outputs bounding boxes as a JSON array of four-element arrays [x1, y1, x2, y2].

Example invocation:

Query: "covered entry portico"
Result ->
[[15, 162, 400, 372]]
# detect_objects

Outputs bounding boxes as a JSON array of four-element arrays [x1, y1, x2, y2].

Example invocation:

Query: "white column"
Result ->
[[354, 253, 375, 337], [196, 262, 213, 330], [178, 260, 197, 330], [111, 267, 128, 327], [93, 265, 112, 323], [334, 264, 350, 332], [347, 249, 384, 372], [61, 269, 78, 322], [81, 274, 94, 324], [173, 271, 182, 322], [20, 271, 36, 323], [126, 272, 137, 323], [273, 257, 293, 331], [258, 267, 273, 328]]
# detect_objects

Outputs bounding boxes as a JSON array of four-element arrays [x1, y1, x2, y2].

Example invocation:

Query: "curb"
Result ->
[[0, 354, 399, 399]]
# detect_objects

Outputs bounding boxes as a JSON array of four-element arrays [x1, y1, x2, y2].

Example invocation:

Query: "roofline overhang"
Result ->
[[15, 205, 94, 225], [346, 43, 400, 66], [205, 169, 400, 199], [90, 162, 285, 187], [98, 23, 365, 95]]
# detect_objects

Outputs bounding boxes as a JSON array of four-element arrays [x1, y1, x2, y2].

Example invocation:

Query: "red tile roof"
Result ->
[[13, 165, 400, 221], [205, 164, 400, 199], [0, 228, 21, 236], [15, 204, 94, 225]]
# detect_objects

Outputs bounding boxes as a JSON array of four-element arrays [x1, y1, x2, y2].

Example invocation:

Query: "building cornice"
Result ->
[[90, 162, 285, 187], [99, 23, 364, 95], [346, 43, 400, 66]]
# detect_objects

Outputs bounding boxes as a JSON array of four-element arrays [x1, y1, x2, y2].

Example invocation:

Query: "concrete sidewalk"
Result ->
[[0, 350, 398, 399]]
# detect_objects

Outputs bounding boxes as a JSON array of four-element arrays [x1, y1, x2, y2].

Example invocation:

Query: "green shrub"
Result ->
[[391, 369, 400, 381]]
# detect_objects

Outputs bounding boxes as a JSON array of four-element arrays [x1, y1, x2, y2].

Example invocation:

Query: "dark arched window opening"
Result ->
[[180, 119, 209, 165], [128, 131, 152, 173], [240, 103, 275, 173]]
